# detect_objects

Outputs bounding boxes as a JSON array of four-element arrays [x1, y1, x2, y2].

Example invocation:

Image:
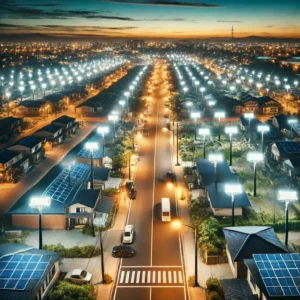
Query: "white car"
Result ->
[[64, 269, 92, 285], [123, 225, 134, 244]]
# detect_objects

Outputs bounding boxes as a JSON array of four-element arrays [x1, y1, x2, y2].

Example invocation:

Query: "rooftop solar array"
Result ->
[[253, 253, 300, 297], [43, 163, 90, 203], [281, 142, 300, 153], [0, 254, 50, 291]]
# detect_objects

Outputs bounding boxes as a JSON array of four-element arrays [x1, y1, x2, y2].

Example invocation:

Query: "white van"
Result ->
[[161, 198, 171, 222]]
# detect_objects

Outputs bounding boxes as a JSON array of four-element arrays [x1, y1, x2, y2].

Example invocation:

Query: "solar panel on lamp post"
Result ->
[[244, 112, 254, 142], [278, 190, 298, 246], [191, 111, 201, 140], [97, 126, 109, 154], [257, 124, 270, 153], [198, 128, 210, 159], [225, 126, 238, 166], [29, 197, 51, 249], [214, 111, 225, 142], [247, 152, 264, 197], [225, 184, 242, 226]]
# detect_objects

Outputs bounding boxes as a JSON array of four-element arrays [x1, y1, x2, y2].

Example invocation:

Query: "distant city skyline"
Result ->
[[1, 0, 300, 39]]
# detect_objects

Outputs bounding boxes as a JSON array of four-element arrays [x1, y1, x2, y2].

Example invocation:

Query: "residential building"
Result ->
[[33, 124, 63, 144], [15, 101, 50, 117], [271, 141, 300, 161], [239, 116, 262, 132], [0, 116, 23, 142], [0, 243, 60, 300], [51, 115, 77, 137], [272, 114, 296, 135], [45, 93, 69, 112], [282, 157, 300, 182], [0, 149, 30, 174], [223, 226, 288, 278]]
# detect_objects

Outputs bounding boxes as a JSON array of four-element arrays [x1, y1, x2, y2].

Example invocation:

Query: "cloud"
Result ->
[[217, 20, 242, 23], [105, 0, 221, 8]]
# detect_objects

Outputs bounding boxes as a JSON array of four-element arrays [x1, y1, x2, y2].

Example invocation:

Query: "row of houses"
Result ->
[[0, 115, 77, 181]]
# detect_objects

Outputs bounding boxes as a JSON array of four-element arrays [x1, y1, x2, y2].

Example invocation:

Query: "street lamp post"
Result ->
[[225, 126, 238, 166], [288, 118, 298, 138], [176, 117, 180, 166], [119, 100, 126, 113], [257, 124, 270, 153], [108, 114, 119, 143], [67, 162, 74, 189], [214, 111, 225, 142], [97, 126, 109, 154], [208, 153, 223, 189], [278, 190, 298, 246], [247, 152, 264, 197], [99, 228, 106, 283], [225, 184, 243, 226], [173, 221, 199, 287], [124, 91, 130, 112], [19, 86, 24, 102], [198, 128, 210, 159], [191, 111, 201, 140], [244, 112, 254, 142], [29, 197, 51, 249], [85, 142, 99, 190]]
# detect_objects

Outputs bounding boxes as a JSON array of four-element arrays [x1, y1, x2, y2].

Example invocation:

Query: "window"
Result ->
[[76, 207, 87, 213], [163, 212, 170, 216]]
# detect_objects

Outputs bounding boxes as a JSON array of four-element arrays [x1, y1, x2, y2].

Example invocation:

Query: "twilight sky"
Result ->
[[1, 0, 300, 39]]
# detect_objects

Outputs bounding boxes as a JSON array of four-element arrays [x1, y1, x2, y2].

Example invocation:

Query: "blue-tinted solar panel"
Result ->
[[0, 279, 6, 288], [253, 253, 300, 297], [15, 280, 27, 290]]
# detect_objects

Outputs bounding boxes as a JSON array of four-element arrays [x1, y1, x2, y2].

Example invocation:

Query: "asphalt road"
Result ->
[[113, 63, 186, 300]]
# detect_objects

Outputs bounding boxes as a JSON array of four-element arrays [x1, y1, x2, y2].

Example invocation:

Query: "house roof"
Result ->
[[95, 196, 114, 214], [273, 141, 300, 155], [38, 123, 63, 134], [18, 136, 43, 149], [70, 189, 100, 208], [18, 100, 46, 108], [196, 159, 236, 186], [52, 115, 75, 125], [273, 114, 293, 130], [207, 183, 251, 209], [223, 226, 288, 262], [0, 117, 21, 129], [221, 278, 258, 300], [285, 157, 300, 168], [93, 167, 110, 181], [0, 149, 20, 164], [0, 244, 60, 300], [45, 93, 64, 102], [239, 116, 262, 128]]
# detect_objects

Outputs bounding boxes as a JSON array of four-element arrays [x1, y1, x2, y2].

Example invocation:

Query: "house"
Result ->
[[0, 243, 60, 300], [0, 149, 30, 174], [272, 114, 295, 135], [244, 253, 300, 300], [65, 189, 101, 229], [8, 136, 44, 163], [93, 196, 114, 227], [45, 93, 69, 112], [282, 157, 300, 182], [15, 100, 50, 117], [51, 115, 77, 137], [271, 141, 300, 161], [239, 116, 262, 132], [223, 226, 288, 278], [93, 166, 122, 189], [0, 116, 23, 142], [33, 124, 64, 144], [196, 159, 251, 216]]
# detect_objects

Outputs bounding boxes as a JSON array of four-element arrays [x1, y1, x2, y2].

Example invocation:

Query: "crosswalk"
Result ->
[[118, 267, 184, 287]]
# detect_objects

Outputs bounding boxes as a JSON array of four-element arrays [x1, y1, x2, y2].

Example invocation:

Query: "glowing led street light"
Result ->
[[225, 183, 243, 226], [278, 190, 298, 246], [257, 124, 270, 152], [225, 126, 238, 166], [85, 142, 99, 191], [108, 114, 119, 142], [214, 111, 225, 142], [288, 118, 298, 138], [244, 112, 254, 142], [97, 126, 109, 153], [29, 196, 51, 249], [247, 152, 263, 197]]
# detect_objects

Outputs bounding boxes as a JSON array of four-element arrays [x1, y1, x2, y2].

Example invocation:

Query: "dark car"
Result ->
[[129, 188, 136, 200], [166, 171, 176, 186], [112, 245, 135, 258]]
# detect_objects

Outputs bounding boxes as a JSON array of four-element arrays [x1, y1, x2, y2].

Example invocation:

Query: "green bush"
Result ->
[[49, 281, 95, 300], [102, 188, 119, 196], [208, 291, 222, 300], [82, 225, 95, 236], [43, 243, 100, 258], [206, 277, 221, 292]]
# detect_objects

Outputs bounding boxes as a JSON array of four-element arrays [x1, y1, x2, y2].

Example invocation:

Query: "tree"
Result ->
[[49, 281, 95, 300]]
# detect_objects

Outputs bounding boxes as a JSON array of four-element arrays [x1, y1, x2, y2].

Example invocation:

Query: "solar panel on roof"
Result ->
[[0, 254, 50, 291], [43, 163, 90, 203], [253, 253, 300, 297]]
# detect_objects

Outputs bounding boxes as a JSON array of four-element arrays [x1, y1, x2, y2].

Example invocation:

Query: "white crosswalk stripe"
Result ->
[[118, 269, 184, 286]]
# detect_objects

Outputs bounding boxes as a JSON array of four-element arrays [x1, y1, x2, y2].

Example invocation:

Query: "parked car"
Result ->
[[123, 225, 134, 244], [129, 188, 137, 200], [166, 171, 176, 186], [112, 245, 135, 258], [64, 269, 92, 284]]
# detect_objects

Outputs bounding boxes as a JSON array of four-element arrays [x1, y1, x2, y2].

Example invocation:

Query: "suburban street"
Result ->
[[113, 64, 186, 300]]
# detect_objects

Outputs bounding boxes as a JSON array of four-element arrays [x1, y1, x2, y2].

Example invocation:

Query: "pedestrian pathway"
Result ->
[[118, 267, 184, 287]]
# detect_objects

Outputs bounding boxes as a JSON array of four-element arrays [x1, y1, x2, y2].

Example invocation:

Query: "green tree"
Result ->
[[49, 281, 95, 300]]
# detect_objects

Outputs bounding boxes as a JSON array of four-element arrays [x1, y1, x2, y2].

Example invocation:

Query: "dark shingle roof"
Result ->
[[239, 116, 262, 128], [52, 115, 75, 125], [0, 149, 20, 163], [0, 117, 21, 129], [38, 124, 63, 134], [70, 189, 100, 208], [223, 226, 288, 262], [19, 100, 46, 108], [18, 136, 43, 148], [93, 167, 110, 181], [95, 196, 114, 214]]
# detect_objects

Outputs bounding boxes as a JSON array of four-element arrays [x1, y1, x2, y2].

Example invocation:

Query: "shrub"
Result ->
[[102, 188, 119, 196], [208, 291, 222, 300], [188, 275, 195, 287], [104, 273, 113, 284], [49, 281, 95, 300], [82, 225, 95, 236], [206, 277, 221, 292]]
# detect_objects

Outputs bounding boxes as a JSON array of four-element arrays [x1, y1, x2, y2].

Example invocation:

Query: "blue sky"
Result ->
[[0, 0, 299, 38]]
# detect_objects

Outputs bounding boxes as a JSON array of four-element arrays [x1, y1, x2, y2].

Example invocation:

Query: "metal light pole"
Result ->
[[257, 124, 270, 153], [244, 112, 254, 142], [198, 128, 210, 159], [208, 153, 223, 190], [99, 228, 106, 283], [191, 112, 201, 140], [288, 119, 298, 139], [97, 126, 109, 155], [29, 197, 51, 249], [225, 184, 243, 226], [176, 117, 180, 166], [247, 152, 263, 197], [214, 111, 225, 142], [108, 114, 119, 143], [85, 142, 99, 190], [278, 190, 298, 247], [225, 126, 238, 166]]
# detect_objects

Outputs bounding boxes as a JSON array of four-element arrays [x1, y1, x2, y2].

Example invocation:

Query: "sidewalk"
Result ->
[[0, 122, 97, 216]]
